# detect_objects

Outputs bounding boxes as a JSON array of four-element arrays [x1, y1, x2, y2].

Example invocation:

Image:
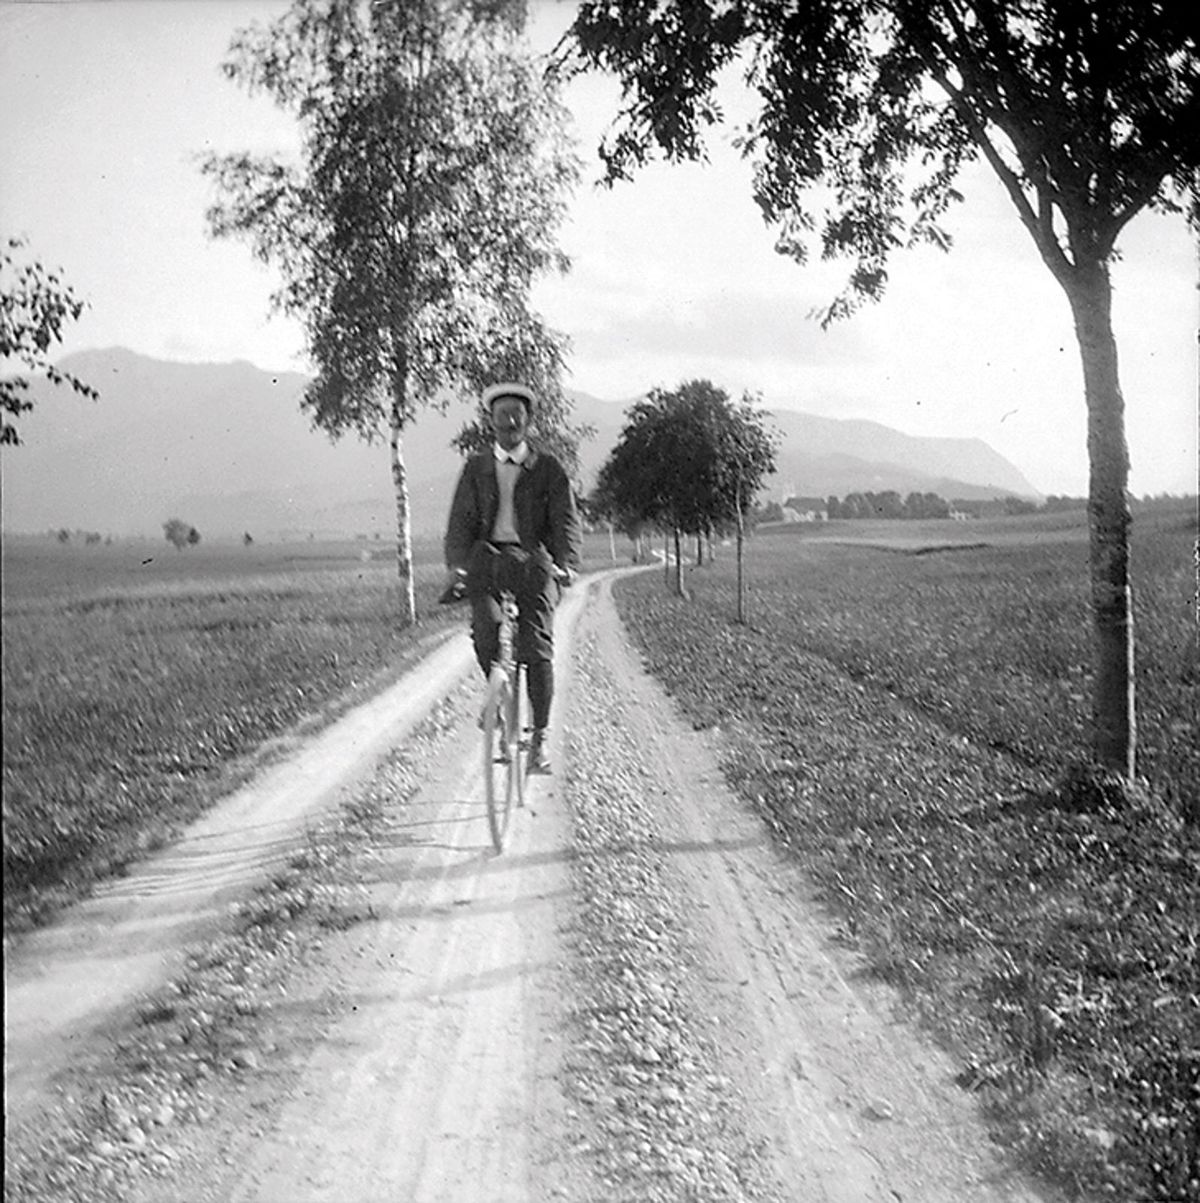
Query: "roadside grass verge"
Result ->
[[613, 512, 1198, 1202], [2, 543, 454, 938]]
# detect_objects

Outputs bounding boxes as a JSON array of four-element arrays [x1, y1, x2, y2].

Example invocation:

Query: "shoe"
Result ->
[[438, 573, 469, 605], [528, 728, 551, 774]]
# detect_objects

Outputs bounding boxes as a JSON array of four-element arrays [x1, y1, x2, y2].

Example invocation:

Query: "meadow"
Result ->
[[1, 534, 458, 935], [614, 504, 1198, 1202]]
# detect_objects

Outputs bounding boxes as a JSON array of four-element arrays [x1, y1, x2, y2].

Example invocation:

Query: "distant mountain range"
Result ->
[[1, 348, 1040, 538]]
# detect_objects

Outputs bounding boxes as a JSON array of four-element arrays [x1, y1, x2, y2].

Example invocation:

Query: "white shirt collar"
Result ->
[[493, 440, 529, 465]]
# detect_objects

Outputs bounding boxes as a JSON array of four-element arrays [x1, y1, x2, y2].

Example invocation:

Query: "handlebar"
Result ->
[[438, 560, 573, 606]]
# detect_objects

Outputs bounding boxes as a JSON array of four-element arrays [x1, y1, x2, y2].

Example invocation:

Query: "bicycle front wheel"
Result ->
[[512, 665, 526, 811], [482, 674, 518, 852]]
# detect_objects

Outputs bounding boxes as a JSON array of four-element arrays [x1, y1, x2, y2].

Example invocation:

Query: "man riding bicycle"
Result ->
[[443, 382, 582, 773]]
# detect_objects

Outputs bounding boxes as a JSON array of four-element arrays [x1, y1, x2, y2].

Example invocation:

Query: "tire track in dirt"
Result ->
[[153, 573, 602, 1202], [219, 722, 578, 1201]]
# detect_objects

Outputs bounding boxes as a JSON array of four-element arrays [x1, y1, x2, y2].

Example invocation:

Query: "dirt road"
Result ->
[[4, 625, 479, 1122], [5, 569, 1050, 1202]]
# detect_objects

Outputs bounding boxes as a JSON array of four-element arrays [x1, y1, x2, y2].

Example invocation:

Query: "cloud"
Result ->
[[566, 287, 866, 368]]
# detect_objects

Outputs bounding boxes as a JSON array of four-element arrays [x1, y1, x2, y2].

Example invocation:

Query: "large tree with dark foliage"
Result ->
[[567, 0, 1199, 780], [204, 0, 579, 626]]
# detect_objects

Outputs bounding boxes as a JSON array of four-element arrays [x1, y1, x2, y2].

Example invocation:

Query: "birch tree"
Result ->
[[204, 0, 578, 625]]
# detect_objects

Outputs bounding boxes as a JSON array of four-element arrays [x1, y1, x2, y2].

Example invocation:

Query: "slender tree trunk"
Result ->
[[386, 19, 426, 633], [663, 529, 670, 585], [389, 388, 417, 629], [673, 527, 687, 598], [696, 533, 704, 566], [736, 510, 746, 624], [736, 479, 746, 624], [1065, 260, 1135, 777], [608, 521, 616, 564]]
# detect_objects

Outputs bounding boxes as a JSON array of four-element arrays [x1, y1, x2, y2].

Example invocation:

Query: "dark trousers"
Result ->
[[467, 542, 558, 729]]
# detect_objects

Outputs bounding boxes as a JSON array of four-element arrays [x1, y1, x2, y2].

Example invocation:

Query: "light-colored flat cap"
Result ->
[[482, 382, 536, 412]]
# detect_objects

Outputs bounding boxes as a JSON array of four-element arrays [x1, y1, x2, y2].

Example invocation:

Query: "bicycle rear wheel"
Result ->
[[482, 673, 518, 852]]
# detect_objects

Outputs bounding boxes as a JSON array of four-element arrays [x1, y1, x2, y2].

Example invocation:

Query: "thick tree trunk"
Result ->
[[389, 399, 417, 629], [1065, 261, 1136, 777]]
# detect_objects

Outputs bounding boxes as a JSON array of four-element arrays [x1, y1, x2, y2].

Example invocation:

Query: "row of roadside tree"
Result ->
[[584, 379, 777, 622]]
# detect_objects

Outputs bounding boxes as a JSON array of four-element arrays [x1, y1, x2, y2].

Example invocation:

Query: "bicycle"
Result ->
[[440, 562, 569, 853]]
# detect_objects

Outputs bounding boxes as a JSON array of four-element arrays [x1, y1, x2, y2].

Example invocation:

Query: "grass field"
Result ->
[[2, 531, 619, 936], [750, 507, 1198, 809], [1, 534, 445, 935], [614, 505, 1198, 1202]]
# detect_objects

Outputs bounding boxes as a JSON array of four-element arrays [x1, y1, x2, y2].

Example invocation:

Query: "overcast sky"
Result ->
[[2, 0, 1196, 497]]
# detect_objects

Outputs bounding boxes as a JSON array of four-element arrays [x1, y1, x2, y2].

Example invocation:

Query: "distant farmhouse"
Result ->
[[781, 495, 828, 522]]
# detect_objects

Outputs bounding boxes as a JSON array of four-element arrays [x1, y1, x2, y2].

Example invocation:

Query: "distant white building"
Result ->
[[783, 496, 828, 522]]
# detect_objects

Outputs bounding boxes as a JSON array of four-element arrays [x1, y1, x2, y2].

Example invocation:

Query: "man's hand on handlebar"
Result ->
[[440, 561, 573, 605]]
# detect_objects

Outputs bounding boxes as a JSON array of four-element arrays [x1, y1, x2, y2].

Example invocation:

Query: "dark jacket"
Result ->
[[444, 446, 582, 572]]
